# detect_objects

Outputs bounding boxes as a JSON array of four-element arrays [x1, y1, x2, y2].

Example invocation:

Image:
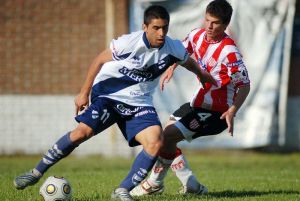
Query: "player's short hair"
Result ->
[[206, 0, 233, 25], [144, 5, 170, 25]]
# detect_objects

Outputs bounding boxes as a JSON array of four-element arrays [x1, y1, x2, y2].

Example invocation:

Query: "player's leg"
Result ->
[[112, 107, 163, 201], [120, 125, 163, 187], [130, 122, 185, 196], [131, 104, 212, 196], [145, 103, 191, 189], [13, 123, 94, 190], [171, 149, 208, 195], [171, 108, 227, 194], [14, 98, 115, 190]]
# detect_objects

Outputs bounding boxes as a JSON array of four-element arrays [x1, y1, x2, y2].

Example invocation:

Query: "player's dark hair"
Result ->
[[206, 0, 233, 25], [144, 5, 170, 25]]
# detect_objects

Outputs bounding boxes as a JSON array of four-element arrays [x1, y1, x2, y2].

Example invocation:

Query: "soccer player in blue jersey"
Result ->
[[14, 5, 216, 201]]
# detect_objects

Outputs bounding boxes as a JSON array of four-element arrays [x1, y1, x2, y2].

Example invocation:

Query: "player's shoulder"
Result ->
[[221, 35, 240, 53], [188, 28, 205, 37], [219, 35, 244, 62], [111, 31, 143, 56], [222, 35, 237, 46], [164, 36, 188, 60], [165, 35, 185, 49], [114, 30, 143, 44]]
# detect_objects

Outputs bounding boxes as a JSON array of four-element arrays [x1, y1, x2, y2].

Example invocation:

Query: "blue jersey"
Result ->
[[91, 31, 189, 106]]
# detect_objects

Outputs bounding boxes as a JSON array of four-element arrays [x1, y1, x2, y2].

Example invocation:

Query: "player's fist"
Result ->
[[74, 93, 89, 115]]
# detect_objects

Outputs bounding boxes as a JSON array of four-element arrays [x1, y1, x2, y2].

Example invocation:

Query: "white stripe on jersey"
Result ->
[[92, 31, 189, 107]]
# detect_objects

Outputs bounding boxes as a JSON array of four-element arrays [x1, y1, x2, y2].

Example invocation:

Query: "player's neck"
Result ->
[[205, 33, 226, 44]]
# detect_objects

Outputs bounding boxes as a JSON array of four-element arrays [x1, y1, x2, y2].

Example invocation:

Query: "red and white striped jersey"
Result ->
[[182, 28, 250, 112]]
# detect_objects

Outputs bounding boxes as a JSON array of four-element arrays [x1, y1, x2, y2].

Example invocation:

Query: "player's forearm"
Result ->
[[229, 85, 250, 115], [80, 49, 112, 95], [181, 57, 201, 75]]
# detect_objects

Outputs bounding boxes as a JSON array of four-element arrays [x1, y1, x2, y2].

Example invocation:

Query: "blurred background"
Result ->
[[0, 0, 299, 158]]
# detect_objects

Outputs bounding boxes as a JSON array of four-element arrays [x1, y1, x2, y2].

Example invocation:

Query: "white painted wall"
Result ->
[[0, 95, 141, 157]]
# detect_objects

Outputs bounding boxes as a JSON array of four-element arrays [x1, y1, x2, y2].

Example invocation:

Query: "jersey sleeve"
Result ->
[[182, 33, 194, 54], [172, 39, 189, 65], [224, 52, 250, 88], [110, 33, 134, 61]]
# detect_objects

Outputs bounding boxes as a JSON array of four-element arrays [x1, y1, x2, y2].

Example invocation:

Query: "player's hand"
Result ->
[[74, 93, 89, 115], [160, 64, 176, 91], [220, 110, 235, 136], [199, 69, 218, 87]]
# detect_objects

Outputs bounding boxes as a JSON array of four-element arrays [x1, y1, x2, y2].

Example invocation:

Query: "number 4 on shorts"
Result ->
[[197, 113, 212, 121]]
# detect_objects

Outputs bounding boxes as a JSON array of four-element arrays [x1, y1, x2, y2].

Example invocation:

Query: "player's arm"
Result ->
[[75, 48, 112, 115], [160, 63, 177, 91], [220, 85, 250, 135], [180, 56, 217, 87], [220, 51, 251, 135]]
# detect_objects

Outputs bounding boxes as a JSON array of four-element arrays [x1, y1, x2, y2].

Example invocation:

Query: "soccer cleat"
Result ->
[[178, 183, 208, 195], [130, 180, 164, 196], [13, 169, 42, 190], [111, 188, 134, 201]]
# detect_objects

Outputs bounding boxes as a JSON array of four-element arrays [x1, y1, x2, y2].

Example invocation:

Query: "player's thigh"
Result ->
[[170, 102, 192, 121], [174, 108, 227, 142], [135, 125, 162, 145], [118, 107, 162, 147], [75, 98, 117, 135]]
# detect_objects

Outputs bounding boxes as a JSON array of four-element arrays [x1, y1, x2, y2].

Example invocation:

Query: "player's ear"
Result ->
[[142, 24, 147, 32]]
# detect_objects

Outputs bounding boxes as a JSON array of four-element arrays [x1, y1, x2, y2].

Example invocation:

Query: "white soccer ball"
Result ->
[[39, 176, 72, 201]]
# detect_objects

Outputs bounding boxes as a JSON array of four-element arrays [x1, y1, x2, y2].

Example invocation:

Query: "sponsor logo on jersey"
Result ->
[[227, 60, 244, 67], [115, 104, 142, 116], [135, 109, 156, 117], [119, 66, 153, 82]]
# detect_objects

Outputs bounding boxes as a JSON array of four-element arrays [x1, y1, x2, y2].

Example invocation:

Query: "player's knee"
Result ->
[[163, 124, 183, 145], [70, 124, 94, 144], [143, 139, 163, 156]]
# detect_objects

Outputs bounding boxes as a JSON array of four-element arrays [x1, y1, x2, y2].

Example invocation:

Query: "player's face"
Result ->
[[143, 18, 169, 48], [204, 13, 227, 42]]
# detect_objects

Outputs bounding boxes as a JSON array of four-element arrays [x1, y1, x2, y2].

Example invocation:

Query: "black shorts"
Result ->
[[171, 103, 227, 141]]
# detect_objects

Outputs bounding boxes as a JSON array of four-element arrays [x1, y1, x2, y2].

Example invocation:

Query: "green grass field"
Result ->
[[1, 150, 300, 201]]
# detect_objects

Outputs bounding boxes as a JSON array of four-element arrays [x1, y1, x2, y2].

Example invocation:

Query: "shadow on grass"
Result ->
[[209, 190, 300, 198], [72, 190, 300, 201]]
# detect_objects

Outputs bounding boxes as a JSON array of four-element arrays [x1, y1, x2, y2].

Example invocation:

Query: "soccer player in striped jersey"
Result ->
[[13, 5, 216, 201], [130, 0, 250, 196]]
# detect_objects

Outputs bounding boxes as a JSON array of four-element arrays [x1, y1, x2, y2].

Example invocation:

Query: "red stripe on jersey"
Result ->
[[184, 38, 193, 54], [192, 29, 205, 45], [208, 38, 229, 110], [211, 89, 229, 111], [199, 40, 210, 59], [211, 63, 230, 111], [227, 52, 239, 74], [193, 84, 212, 107]]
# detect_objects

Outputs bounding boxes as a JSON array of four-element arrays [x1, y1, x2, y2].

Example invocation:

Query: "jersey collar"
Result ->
[[143, 32, 151, 49], [142, 32, 165, 50]]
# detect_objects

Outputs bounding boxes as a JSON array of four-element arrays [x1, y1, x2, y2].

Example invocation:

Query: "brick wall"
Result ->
[[0, 0, 128, 94]]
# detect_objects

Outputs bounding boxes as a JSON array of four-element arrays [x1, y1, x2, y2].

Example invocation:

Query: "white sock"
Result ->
[[147, 157, 173, 186], [171, 154, 199, 187]]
